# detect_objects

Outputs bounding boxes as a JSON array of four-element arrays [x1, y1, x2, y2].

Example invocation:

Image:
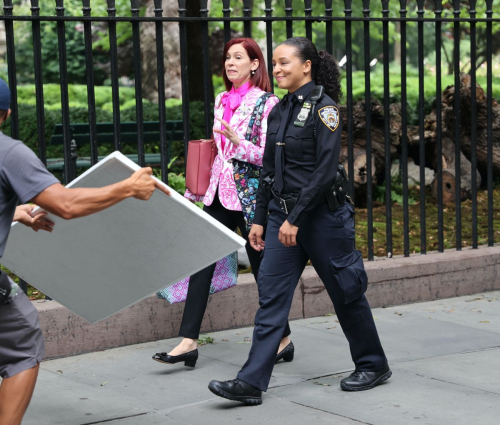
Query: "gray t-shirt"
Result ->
[[0, 132, 59, 258]]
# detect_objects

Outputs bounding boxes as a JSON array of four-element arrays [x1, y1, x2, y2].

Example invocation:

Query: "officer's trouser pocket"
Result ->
[[329, 249, 367, 304]]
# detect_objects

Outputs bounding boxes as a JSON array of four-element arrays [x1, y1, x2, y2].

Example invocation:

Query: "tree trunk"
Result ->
[[141, 0, 182, 102]]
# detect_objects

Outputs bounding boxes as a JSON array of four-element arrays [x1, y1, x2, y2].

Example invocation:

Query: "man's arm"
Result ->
[[31, 167, 170, 220]]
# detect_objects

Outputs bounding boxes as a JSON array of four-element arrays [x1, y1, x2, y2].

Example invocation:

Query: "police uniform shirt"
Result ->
[[254, 80, 343, 227]]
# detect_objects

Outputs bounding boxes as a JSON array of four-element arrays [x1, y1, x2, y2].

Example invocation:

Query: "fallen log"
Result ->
[[339, 146, 376, 208], [338, 100, 400, 206], [442, 73, 500, 178], [431, 137, 482, 203]]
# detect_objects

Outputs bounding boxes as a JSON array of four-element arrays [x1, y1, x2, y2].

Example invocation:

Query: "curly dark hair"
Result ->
[[280, 37, 342, 103]]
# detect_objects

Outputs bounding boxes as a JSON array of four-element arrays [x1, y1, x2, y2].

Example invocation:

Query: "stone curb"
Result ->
[[36, 246, 500, 359]]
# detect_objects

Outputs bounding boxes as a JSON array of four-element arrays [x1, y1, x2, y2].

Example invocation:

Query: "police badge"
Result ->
[[294, 101, 312, 127], [318, 106, 340, 132]]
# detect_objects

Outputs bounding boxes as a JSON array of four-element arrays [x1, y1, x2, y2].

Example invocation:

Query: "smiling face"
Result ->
[[225, 44, 259, 89], [272, 44, 312, 93]]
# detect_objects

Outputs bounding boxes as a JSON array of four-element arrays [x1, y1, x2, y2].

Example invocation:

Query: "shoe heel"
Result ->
[[283, 351, 294, 362], [185, 359, 197, 367]]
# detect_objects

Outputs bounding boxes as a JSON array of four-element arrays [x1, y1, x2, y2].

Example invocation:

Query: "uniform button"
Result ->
[[307, 197, 311, 201]]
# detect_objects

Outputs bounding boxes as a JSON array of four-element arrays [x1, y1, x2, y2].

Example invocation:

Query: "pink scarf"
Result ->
[[220, 81, 252, 149]]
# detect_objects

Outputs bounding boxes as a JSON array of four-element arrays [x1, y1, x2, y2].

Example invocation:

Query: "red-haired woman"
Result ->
[[153, 38, 294, 368]]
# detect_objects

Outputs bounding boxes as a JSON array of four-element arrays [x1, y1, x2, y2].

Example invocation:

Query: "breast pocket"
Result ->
[[286, 127, 316, 160], [267, 122, 280, 145]]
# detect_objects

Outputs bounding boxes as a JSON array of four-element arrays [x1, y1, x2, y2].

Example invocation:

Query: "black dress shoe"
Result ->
[[208, 379, 262, 405], [275, 341, 294, 363], [341, 365, 392, 391], [152, 349, 198, 367]]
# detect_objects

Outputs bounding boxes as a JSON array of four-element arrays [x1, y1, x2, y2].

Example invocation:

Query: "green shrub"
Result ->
[[1, 98, 208, 177]]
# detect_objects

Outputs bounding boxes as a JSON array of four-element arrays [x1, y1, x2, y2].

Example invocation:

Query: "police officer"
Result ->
[[208, 37, 390, 405]]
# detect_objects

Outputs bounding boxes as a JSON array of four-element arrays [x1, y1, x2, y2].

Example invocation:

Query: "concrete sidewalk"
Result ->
[[25, 291, 500, 425]]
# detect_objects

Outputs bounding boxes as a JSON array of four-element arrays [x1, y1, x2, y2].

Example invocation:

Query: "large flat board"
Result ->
[[1, 152, 245, 323]]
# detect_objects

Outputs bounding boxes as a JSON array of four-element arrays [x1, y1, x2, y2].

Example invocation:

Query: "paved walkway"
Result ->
[[24, 291, 500, 425]]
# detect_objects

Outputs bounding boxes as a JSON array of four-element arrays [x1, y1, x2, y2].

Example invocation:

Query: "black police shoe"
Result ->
[[275, 341, 294, 363], [208, 379, 262, 405], [340, 365, 392, 391]]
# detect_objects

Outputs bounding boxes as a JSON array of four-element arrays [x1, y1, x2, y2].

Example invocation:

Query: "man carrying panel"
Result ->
[[0, 77, 170, 425]]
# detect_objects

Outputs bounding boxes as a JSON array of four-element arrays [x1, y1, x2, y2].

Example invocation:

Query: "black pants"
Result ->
[[179, 193, 292, 340], [237, 201, 387, 391]]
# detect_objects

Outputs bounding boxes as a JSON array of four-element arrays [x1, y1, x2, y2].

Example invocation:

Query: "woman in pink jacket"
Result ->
[[152, 38, 294, 368]]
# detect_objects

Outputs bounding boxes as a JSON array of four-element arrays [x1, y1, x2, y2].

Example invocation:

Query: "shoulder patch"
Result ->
[[318, 106, 340, 132]]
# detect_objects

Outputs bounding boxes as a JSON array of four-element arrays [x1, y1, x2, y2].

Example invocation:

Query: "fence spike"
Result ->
[[200, 0, 209, 17], [3, 0, 13, 15], [304, 0, 313, 14], [153, 0, 163, 14], [178, 0, 186, 15], [469, 0, 477, 17], [55, 0, 65, 15], [343, 0, 352, 15], [433, 0, 442, 14], [399, 0, 407, 16], [130, 0, 140, 15], [82, 0, 91, 16], [106, 0, 116, 16], [363, 0, 371, 16], [30, 0, 39, 16]]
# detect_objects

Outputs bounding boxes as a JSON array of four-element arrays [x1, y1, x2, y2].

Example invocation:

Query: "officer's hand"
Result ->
[[249, 224, 265, 251], [128, 167, 171, 200], [214, 117, 240, 146], [14, 204, 55, 233], [279, 221, 298, 247]]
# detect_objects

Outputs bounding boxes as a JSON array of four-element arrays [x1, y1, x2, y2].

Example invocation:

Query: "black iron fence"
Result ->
[[0, 0, 499, 265]]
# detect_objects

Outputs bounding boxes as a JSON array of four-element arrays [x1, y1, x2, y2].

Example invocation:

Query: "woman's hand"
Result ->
[[14, 204, 55, 233], [249, 224, 265, 251], [279, 220, 299, 247], [213, 117, 240, 146]]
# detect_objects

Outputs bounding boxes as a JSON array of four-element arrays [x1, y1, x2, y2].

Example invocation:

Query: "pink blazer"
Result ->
[[185, 86, 279, 210]]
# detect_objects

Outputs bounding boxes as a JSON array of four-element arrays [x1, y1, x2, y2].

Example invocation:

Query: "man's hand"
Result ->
[[214, 117, 240, 146], [279, 220, 299, 247], [249, 224, 265, 251], [127, 167, 171, 200], [14, 204, 55, 233]]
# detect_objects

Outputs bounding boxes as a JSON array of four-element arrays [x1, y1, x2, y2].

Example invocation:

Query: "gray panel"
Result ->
[[2, 152, 245, 323]]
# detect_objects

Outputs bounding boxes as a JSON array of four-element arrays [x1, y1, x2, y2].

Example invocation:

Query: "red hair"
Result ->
[[222, 38, 271, 92]]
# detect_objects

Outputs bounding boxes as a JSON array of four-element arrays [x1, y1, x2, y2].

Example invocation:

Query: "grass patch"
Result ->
[[198, 335, 215, 346], [355, 186, 500, 258]]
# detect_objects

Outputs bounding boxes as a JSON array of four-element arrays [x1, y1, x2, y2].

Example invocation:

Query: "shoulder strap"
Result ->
[[244, 92, 275, 143], [310, 85, 325, 140]]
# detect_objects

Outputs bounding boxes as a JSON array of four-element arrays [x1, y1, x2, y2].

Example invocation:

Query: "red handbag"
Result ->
[[185, 138, 217, 196]]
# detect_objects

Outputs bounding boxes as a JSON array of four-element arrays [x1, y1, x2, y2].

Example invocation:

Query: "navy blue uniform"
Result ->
[[237, 81, 388, 391]]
